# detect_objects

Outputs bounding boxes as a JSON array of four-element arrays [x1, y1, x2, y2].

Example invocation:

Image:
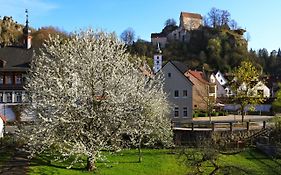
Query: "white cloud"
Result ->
[[0, 0, 58, 23]]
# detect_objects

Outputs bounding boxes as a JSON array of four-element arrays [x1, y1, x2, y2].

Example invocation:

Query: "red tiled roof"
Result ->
[[181, 12, 202, 19], [0, 114, 7, 123], [187, 70, 209, 84]]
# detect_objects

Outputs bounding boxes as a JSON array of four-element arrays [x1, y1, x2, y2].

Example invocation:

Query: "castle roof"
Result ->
[[180, 12, 202, 19]]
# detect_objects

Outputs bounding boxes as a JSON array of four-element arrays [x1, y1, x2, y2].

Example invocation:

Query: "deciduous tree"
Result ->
[[120, 27, 135, 45], [22, 29, 171, 171], [229, 60, 264, 122], [164, 18, 177, 27]]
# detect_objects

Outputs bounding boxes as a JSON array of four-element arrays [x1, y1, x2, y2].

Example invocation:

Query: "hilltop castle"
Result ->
[[151, 12, 202, 48]]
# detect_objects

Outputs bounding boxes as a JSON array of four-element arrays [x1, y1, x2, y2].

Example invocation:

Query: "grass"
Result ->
[[27, 148, 281, 175], [219, 149, 281, 175], [28, 149, 186, 175]]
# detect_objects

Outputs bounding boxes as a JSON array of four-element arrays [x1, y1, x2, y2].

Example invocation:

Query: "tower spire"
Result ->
[[23, 9, 32, 49], [156, 42, 162, 54], [25, 9, 29, 29]]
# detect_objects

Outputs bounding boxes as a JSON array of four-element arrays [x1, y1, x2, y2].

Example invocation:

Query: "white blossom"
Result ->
[[21, 29, 172, 171]]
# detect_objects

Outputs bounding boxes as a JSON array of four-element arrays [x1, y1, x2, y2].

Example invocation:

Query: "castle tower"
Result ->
[[153, 43, 162, 73], [23, 9, 32, 49]]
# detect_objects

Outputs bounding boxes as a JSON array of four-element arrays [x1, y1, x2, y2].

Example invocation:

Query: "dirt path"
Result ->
[[0, 149, 29, 175]]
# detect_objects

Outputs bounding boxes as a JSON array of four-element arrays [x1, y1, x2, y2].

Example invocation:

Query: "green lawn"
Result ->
[[219, 150, 281, 175], [28, 149, 186, 175], [27, 148, 281, 175]]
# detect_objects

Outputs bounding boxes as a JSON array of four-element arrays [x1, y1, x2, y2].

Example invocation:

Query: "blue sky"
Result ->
[[0, 0, 280, 51]]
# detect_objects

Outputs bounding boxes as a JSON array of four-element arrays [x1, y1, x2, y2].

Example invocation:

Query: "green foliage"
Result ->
[[230, 60, 264, 122], [273, 83, 281, 113], [127, 39, 154, 58]]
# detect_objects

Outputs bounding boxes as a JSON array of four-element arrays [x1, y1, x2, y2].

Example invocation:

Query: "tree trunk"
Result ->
[[138, 138, 142, 163], [86, 156, 96, 171]]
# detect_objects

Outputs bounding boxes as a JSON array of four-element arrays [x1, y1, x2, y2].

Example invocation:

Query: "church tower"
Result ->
[[153, 43, 162, 73], [23, 9, 32, 49]]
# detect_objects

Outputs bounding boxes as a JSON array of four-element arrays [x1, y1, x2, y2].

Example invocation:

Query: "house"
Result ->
[[185, 70, 216, 111], [161, 61, 193, 126], [251, 81, 270, 98], [215, 71, 227, 85], [151, 11, 202, 47], [210, 73, 227, 98], [179, 12, 203, 31], [0, 10, 33, 121]]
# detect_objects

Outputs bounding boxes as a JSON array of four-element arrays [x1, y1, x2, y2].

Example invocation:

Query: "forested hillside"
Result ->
[[0, 16, 67, 49], [127, 8, 281, 76]]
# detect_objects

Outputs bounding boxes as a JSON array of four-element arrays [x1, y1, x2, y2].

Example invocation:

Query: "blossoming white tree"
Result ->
[[22, 30, 172, 171]]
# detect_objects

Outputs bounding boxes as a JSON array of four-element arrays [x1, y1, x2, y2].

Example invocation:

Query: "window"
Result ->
[[15, 75, 22, 84], [174, 107, 179, 117], [5, 75, 12, 84], [209, 86, 216, 93], [174, 90, 179, 97], [183, 107, 188, 117], [168, 73, 171, 77], [15, 92, 22, 103], [0, 75, 3, 84], [257, 90, 264, 97], [183, 90, 188, 97], [0, 93, 3, 102], [5, 92, 12, 103]]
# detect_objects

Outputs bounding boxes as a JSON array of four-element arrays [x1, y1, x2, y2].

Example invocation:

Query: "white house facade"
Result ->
[[251, 81, 270, 98], [161, 61, 193, 127], [215, 71, 227, 86], [0, 115, 5, 138]]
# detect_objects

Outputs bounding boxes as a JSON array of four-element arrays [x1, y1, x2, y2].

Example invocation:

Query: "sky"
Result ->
[[0, 0, 280, 52]]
